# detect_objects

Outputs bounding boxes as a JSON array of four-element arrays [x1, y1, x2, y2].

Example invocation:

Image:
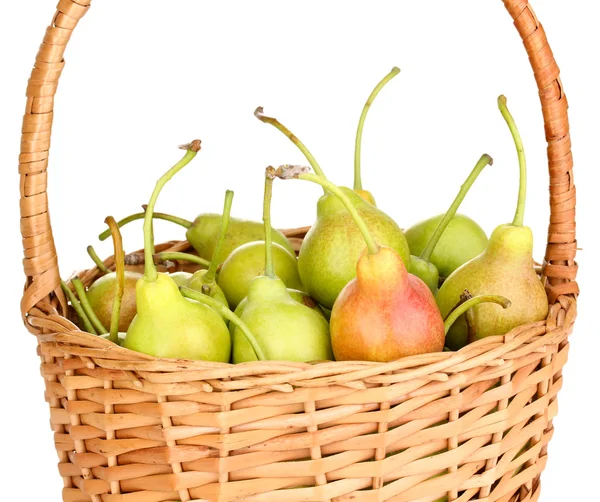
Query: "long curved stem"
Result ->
[[86, 246, 109, 273], [354, 67, 400, 191], [498, 96, 527, 227], [180, 287, 267, 361], [263, 172, 275, 279], [275, 165, 379, 255], [72, 277, 108, 334], [254, 107, 328, 188], [204, 191, 234, 283], [60, 280, 97, 335], [421, 154, 493, 261], [443, 294, 511, 335], [143, 141, 201, 282], [105, 217, 125, 344], [154, 252, 210, 268], [98, 212, 193, 241]]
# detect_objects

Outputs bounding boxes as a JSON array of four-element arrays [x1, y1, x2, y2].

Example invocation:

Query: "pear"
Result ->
[[186, 214, 295, 260], [217, 241, 303, 310], [405, 215, 488, 278], [100, 211, 295, 261], [232, 288, 325, 337], [123, 141, 230, 362], [437, 97, 549, 350], [408, 154, 493, 293], [187, 190, 234, 312], [255, 107, 409, 309], [87, 271, 140, 333], [300, 188, 409, 308], [275, 165, 509, 362], [232, 169, 332, 363], [353, 67, 401, 205], [169, 271, 193, 287]]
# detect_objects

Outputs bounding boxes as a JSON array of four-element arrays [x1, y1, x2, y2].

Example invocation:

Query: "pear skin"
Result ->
[[124, 274, 231, 361], [232, 288, 324, 337], [437, 225, 548, 350], [405, 214, 488, 278], [354, 189, 377, 206], [186, 214, 295, 261], [331, 247, 445, 362], [299, 188, 409, 309], [87, 271, 141, 333], [169, 271, 192, 288], [233, 277, 332, 363], [218, 241, 303, 309]]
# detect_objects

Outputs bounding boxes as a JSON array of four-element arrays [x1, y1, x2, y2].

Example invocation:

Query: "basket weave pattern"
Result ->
[[18, 1, 578, 501]]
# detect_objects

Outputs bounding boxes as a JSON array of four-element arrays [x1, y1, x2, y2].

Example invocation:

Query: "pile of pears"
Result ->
[[63, 70, 549, 365]]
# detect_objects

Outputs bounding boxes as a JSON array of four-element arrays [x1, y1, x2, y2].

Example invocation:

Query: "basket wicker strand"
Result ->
[[18, 1, 578, 501]]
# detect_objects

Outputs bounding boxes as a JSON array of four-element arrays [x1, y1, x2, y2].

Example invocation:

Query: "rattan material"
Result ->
[[18, 1, 578, 501]]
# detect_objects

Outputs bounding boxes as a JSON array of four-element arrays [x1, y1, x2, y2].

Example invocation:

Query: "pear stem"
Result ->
[[60, 280, 97, 335], [99, 211, 193, 241], [180, 287, 267, 361], [420, 154, 493, 262], [72, 277, 108, 334], [498, 96, 527, 228], [204, 191, 234, 283], [87, 245, 109, 274], [105, 217, 125, 344], [254, 107, 328, 193], [263, 172, 276, 279], [354, 67, 401, 191], [276, 166, 380, 255], [154, 252, 210, 268], [443, 294, 512, 335], [144, 141, 201, 282]]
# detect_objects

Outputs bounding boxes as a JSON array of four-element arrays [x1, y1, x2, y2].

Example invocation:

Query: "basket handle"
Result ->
[[18, 0, 578, 319]]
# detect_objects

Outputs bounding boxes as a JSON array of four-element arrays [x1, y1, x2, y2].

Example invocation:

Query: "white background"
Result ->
[[1, 1, 598, 500]]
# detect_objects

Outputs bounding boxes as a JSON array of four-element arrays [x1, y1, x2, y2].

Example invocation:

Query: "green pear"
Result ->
[[408, 154, 493, 293], [254, 106, 408, 309], [87, 271, 140, 333], [234, 276, 332, 363], [100, 212, 295, 262], [437, 97, 548, 350], [406, 214, 488, 278], [232, 288, 325, 337], [169, 271, 193, 287], [233, 170, 332, 363], [186, 214, 295, 261], [123, 140, 230, 362], [126, 274, 230, 361], [217, 241, 303, 309], [299, 187, 409, 308]]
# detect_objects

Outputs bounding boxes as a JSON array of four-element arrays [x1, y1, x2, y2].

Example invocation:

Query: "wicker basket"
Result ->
[[18, 1, 578, 501]]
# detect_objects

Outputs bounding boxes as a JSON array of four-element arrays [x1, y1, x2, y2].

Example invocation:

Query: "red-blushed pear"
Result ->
[[353, 67, 401, 206], [437, 96, 549, 350], [334, 246, 445, 361], [123, 141, 231, 362], [274, 165, 510, 363]]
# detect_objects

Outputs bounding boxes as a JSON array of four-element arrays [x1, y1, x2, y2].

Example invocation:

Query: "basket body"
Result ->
[[38, 259, 575, 502], [18, 1, 578, 501]]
